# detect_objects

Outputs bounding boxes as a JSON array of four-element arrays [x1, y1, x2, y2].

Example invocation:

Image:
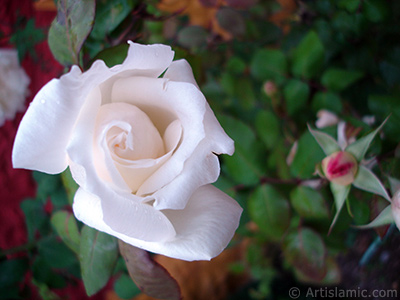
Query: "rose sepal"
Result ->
[[329, 182, 351, 234], [355, 205, 393, 229], [308, 124, 341, 155], [352, 165, 391, 202]]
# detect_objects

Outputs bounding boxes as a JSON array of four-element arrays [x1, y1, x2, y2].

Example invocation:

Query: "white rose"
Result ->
[[0, 48, 30, 126], [13, 42, 242, 261]]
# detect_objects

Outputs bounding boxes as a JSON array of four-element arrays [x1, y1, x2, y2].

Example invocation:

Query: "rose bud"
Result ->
[[321, 151, 358, 186]]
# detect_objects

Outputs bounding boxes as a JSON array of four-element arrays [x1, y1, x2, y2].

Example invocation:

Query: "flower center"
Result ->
[[93, 102, 182, 194], [97, 103, 165, 161]]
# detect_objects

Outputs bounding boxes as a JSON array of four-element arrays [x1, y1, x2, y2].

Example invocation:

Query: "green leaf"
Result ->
[[290, 186, 329, 219], [329, 183, 351, 233], [32, 279, 61, 300], [379, 60, 400, 87], [235, 77, 256, 110], [92, 43, 129, 68], [345, 117, 388, 161], [311, 92, 342, 114], [352, 166, 391, 201], [294, 256, 340, 285], [290, 131, 325, 179], [308, 125, 341, 155], [38, 236, 78, 270], [250, 48, 287, 84], [51, 210, 81, 254], [356, 205, 393, 229], [119, 241, 181, 300], [283, 79, 310, 116], [226, 56, 246, 75], [0, 259, 29, 299], [219, 115, 265, 185], [283, 228, 327, 280], [368, 96, 400, 142], [20, 198, 49, 242], [33, 171, 61, 201], [255, 110, 280, 150], [321, 68, 363, 91], [61, 168, 79, 206], [10, 19, 45, 61], [338, 0, 361, 12], [32, 257, 66, 289], [80, 226, 118, 296], [114, 274, 141, 300], [364, 0, 389, 23], [248, 185, 291, 241], [291, 31, 325, 79], [267, 139, 291, 179], [48, 0, 96, 66], [177, 26, 208, 49], [90, 0, 135, 40]]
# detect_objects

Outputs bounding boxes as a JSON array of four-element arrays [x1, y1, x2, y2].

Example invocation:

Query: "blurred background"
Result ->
[[1, 0, 400, 299]]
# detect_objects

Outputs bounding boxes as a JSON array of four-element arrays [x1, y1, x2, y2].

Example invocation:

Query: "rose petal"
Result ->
[[150, 144, 221, 210], [13, 66, 84, 173], [161, 184, 242, 260], [73, 188, 176, 242], [68, 86, 131, 193], [73, 184, 242, 261], [164, 59, 199, 88], [111, 76, 206, 195], [13, 42, 174, 174], [115, 119, 182, 195], [122, 42, 174, 78], [164, 59, 234, 155], [67, 88, 176, 242]]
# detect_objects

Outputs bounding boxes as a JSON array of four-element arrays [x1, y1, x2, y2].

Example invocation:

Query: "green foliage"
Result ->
[[51, 210, 81, 254], [290, 131, 325, 178], [321, 68, 363, 92], [0, 259, 29, 299], [10, 19, 45, 61], [311, 92, 342, 114], [290, 186, 329, 220], [80, 226, 119, 296], [219, 115, 265, 186], [9, 0, 400, 298], [291, 31, 325, 79], [90, 0, 136, 40], [250, 49, 287, 84], [283, 79, 309, 116], [48, 0, 96, 66], [255, 110, 280, 150], [283, 228, 327, 281], [248, 185, 291, 242], [20, 198, 49, 242]]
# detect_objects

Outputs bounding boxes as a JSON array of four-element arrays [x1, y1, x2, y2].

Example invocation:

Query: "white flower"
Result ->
[[0, 49, 30, 126], [13, 42, 242, 261]]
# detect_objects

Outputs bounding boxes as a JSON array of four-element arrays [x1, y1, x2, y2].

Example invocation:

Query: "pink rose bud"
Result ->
[[263, 81, 277, 97], [321, 151, 358, 186]]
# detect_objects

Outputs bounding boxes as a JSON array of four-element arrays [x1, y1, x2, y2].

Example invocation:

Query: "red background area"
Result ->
[[0, 1, 110, 299]]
